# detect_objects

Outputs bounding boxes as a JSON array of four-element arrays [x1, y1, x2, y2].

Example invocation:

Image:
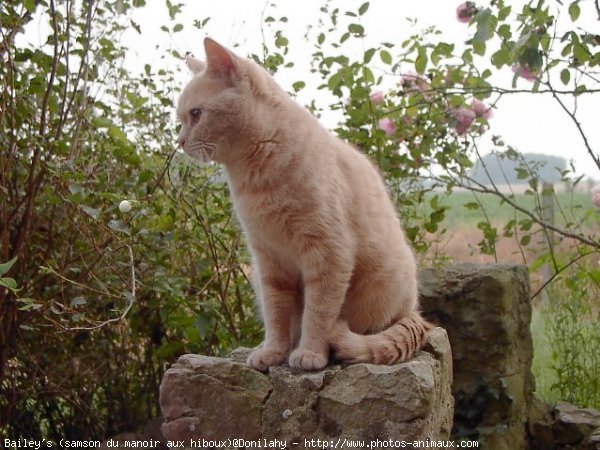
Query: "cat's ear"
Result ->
[[204, 38, 237, 80], [185, 53, 206, 75]]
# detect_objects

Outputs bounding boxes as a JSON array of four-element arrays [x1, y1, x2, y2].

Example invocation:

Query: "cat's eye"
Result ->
[[189, 108, 202, 119]]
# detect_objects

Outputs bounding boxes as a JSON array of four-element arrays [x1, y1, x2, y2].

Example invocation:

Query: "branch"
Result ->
[[11, 0, 59, 258], [60, 244, 136, 332], [530, 250, 599, 299], [0, 2, 40, 57], [549, 85, 600, 172], [439, 174, 600, 250]]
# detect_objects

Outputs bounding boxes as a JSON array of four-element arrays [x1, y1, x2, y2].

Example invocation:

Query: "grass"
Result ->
[[530, 306, 561, 405], [419, 187, 600, 409], [428, 189, 593, 228]]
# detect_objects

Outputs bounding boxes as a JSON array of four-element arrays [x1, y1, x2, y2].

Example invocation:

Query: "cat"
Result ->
[[177, 38, 432, 371]]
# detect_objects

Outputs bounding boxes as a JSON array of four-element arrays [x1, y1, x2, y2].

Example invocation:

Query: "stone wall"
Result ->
[[159, 328, 453, 444], [157, 263, 600, 449], [419, 263, 600, 450], [420, 264, 534, 449]]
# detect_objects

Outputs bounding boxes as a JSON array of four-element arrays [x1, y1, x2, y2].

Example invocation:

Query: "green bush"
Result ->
[[1, 0, 599, 439]]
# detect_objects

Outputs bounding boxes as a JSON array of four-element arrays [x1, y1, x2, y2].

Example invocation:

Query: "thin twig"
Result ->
[[63, 245, 136, 331], [549, 86, 600, 172]]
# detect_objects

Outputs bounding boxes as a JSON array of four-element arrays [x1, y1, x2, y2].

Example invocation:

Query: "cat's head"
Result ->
[[177, 38, 282, 165]]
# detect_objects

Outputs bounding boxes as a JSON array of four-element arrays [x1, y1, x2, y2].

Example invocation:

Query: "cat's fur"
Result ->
[[177, 38, 432, 371]]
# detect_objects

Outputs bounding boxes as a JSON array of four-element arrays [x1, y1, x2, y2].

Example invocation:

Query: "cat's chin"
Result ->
[[191, 152, 213, 164], [184, 144, 216, 164]]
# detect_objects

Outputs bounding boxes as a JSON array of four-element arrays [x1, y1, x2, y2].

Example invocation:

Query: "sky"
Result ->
[[29, 0, 600, 180]]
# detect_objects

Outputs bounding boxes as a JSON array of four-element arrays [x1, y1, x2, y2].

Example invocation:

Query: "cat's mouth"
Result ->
[[184, 141, 217, 163]]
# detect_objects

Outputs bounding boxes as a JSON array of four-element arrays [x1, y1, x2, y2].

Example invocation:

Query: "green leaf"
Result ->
[[424, 221, 438, 233], [70, 296, 87, 307], [530, 254, 551, 272], [348, 23, 364, 36], [28, 76, 45, 95], [275, 36, 288, 48], [516, 168, 529, 180], [68, 184, 83, 195], [24, 0, 36, 13], [81, 205, 100, 220], [18, 301, 42, 311], [0, 277, 18, 290], [358, 2, 369, 15], [107, 219, 130, 236], [166, 0, 180, 19], [574, 84, 588, 96], [93, 116, 112, 128], [130, 20, 141, 34], [520, 219, 533, 231], [498, 5, 511, 21], [363, 48, 376, 63], [0, 257, 17, 275], [173, 24, 183, 33], [569, 2, 580, 21], [328, 71, 343, 91], [497, 24, 511, 40], [462, 49, 473, 64], [415, 46, 427, 74], [473, 39, 486, 56], [108, 125, 128, 143], [292, 81, 305, 92], [380, 49, 392, 65], [474, 8, 497, 42], [560, 68, 571, 85], [573, 43, 590, 64], [491, 48, 510, 69]]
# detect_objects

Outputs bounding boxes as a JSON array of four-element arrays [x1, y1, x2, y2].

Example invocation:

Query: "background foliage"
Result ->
[[1, 0, 599, 439]]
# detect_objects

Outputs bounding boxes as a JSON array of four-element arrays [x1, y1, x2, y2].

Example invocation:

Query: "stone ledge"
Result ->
[[159, 327, 453, 443]]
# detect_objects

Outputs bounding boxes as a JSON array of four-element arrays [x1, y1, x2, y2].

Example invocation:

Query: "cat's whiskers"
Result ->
[[185, 140, 218, 164]]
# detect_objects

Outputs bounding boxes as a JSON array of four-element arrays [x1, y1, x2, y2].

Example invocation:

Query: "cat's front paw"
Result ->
[[289, 348, 328, 370], [247, 347, 287, 372]]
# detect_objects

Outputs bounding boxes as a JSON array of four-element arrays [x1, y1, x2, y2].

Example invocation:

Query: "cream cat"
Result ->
[[177, 38, 432, 371]]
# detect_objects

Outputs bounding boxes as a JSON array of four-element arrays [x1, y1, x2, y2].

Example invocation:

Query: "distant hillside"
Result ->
[[469, 153, 567, 185]]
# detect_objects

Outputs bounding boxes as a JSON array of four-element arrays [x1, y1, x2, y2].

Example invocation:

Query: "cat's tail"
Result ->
[[330, 312, 434, 365]]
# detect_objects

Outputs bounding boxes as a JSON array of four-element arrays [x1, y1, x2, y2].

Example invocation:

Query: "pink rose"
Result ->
[[456, 2, 478, 23], [592, 186, 600, 208], [471, 98, 493, 120], [512, 64, 539, 82], [378, 118, 396, 136], [370, 90, 385, 105], [399, 70, 429, 93], [451, 107, 476, 135]]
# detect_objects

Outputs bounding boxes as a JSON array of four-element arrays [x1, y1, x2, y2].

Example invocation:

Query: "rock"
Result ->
[[160, 355, 271, 440], [527, 397, 555, 450], [159, 327, 453, 443], [528, 400, 600, 450], [419, 264, 534, 449], [99, 418, 167, 449], [554, 401, 600, 449]]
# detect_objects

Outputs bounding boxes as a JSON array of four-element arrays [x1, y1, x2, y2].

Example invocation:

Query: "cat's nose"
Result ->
[[178, 137, 186, 148]]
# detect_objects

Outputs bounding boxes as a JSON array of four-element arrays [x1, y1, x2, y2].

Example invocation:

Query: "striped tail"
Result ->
[[331, 312, 433, 365]]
